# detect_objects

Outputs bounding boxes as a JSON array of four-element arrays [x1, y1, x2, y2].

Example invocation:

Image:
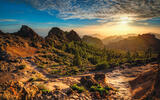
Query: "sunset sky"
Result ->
[[0, 0, 160, 38]]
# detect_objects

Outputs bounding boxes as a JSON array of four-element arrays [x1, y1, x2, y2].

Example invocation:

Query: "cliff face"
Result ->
[[143, 68, 160, 100], [129, 66, 160, 100]]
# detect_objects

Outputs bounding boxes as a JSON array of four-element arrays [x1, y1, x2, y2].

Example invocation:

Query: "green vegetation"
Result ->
[[90, 84, 111, 95], [18, 65, 26, 70], [95, 62, 110, 70], [73, 51, 82, 66], [34, 41, 158, 77], [71, 84, 85, 93], [48, 41, 158, 76], [37, 84, 51, 93], [37, 65, 45, 68]]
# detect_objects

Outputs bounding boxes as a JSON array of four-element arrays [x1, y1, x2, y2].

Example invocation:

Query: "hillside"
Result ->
[[0, 25, 160, 100], [82, 35, 104, 48], [105, 34, 160, 51]]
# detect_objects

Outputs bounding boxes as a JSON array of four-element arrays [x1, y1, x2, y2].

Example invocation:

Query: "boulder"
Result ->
[[94, 73, 106, 83], [80, 75, 97, 88]]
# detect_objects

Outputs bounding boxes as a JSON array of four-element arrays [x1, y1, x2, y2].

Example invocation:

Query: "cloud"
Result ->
[[0, 19, 17, 22], [23, 0, 160, 22]]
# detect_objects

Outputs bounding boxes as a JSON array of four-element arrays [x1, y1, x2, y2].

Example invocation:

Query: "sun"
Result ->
[[120, 16, 132, 24]]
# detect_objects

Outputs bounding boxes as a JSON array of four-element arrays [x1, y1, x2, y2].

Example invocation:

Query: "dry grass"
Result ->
[[6, 46, 37, 57]]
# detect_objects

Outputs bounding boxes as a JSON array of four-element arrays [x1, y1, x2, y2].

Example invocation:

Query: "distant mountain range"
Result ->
[[82, 35, 104, 48], [0, 25, 160, 53], [105, 34, 160, 51]]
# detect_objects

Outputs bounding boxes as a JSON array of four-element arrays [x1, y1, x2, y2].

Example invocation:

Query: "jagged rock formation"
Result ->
[[45, 27, 81, 47], [129, 66, 160, 100], [143, 68, 160, 100], [66, 30, 81, 42], [82, 35, 104, 48]]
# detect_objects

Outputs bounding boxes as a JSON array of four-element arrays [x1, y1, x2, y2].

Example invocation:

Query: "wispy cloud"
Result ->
[[23, 0, 160, 22], [0, 19, 17, 22]]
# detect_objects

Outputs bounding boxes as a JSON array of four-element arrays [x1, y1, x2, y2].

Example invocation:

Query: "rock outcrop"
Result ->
[[66, 30, 81, 42], [45, 27, 81, 47]]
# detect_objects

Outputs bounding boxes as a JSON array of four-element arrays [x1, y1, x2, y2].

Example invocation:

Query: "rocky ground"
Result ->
[[0, 25, 160, 100], [1, 56, 159, 99]]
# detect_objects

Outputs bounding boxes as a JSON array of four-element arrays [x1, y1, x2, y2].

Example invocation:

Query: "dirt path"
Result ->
[[106, 64, 154, 99], [22, 58, 155, 99]]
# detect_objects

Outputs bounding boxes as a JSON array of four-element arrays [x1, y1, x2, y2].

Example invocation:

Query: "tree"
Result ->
[[157, 52, 160, 64], [144, 48, 152, 59], [73, 51, 82, 66], [61, 44, 66, 51], [126, 51, 132, 62]]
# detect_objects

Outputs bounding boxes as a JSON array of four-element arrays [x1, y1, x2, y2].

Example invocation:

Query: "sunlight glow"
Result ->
[[120, 16, 132, 24]]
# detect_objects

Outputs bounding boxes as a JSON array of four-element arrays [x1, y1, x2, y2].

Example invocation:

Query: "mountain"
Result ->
[[82, 35, 104, 48], [106, 34, 160, 51], [66, 30, 81, 42], [45, 27, 81, 47], [102, 35, 125, 45], [0, 25, 160, 100]]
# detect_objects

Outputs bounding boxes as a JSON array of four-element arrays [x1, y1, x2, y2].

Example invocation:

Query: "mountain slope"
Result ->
[[82, 35, 104, 48], [106, 34, 160, 51], [45, 27, 81, 47]]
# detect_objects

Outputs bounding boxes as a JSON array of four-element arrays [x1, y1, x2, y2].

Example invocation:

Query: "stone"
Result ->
[[80, 75, 97, 88], [94, 73, 106, 83]]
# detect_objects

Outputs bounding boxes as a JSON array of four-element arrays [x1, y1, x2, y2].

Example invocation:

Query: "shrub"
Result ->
[[71, 84, 85, 93], [28, 77, 38, 82], [37, 65, 45, 68], [88, 56, 100, 65], [90, 84, 109, 95], [73, 54, 82, 66], [37, 84, 51, 93], [95, 62, 110, 70], [19, 65, 26, 70]]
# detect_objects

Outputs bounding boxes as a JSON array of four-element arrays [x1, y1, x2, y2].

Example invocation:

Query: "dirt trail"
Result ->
[[106, 64, 154, 99], [23, 58, 155, 99]]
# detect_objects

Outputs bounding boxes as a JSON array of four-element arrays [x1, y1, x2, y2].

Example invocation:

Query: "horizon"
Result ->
[[0, 0, 160, 38]]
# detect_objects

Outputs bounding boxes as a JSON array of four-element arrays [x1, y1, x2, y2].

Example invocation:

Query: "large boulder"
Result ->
[[80, 75, 97, 88], [94, 73, 106, 83]]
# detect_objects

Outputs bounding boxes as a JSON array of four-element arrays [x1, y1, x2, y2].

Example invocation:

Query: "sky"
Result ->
[[0, 0, 160, 38]]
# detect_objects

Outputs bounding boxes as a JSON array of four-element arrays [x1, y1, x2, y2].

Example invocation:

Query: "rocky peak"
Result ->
[[0, 30, 6, 35], [48, 27, 63, 35], [47, 27, 66, 40], [0, 30, 4, 34], [17, 25, 40, 39], [66, 30, 81, 41], [138, 33, 156, 39]]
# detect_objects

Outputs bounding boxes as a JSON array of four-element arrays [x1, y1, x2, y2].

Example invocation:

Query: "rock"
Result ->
[[80, 75, 97, 88], [66, 30, 81, 42], [91, 92, 101, 99], [94, 73, 106, 83]]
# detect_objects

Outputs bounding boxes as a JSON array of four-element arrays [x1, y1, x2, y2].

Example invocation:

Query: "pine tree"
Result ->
[[73, 51, 82, 66]]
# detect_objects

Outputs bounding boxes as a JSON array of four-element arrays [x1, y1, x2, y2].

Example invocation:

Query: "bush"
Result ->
[[37, 84, 51, 93], [19, 65, 26, 70], [37, 65, 45, 68], [95, 62, 110, 70], [90, 84, 109, 95], [73, 53, 82, 66], [71, 84, 85, 93], [88, 56, 100, 65]]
